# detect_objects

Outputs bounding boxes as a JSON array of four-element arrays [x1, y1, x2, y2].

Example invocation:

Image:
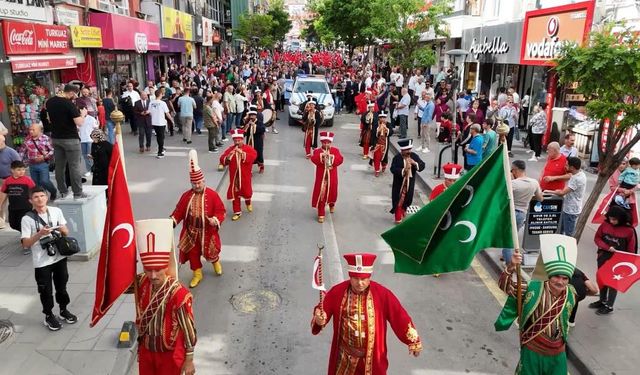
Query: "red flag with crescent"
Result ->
[[596, 250, 640, 293], [91, 142, 137, 326], [312, 255, 326, 292]]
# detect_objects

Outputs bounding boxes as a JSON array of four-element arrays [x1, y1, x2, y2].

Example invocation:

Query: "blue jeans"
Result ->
[[502, 209, 526, 266], [561, 212, 578, 237], [234, 112, 244, 128], [225, 113, 235, 136], [29, 162, 57, 200], [194, 114, 203, 133], [106, 120, 115, 144], [335, 97, 343, 112], [81, 142, 92, 173]]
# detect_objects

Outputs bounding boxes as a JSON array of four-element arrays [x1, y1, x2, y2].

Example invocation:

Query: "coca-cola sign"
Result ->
[[3, 21, 70, 55]]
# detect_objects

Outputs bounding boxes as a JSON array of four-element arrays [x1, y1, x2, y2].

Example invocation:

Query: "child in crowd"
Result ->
[[615, 157, 640, 209], [0, 161, 35, 253], [78, 104, 99, 178]]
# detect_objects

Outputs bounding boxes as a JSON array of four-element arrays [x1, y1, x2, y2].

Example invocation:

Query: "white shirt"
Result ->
[[79, 115, 98, 142], [149, 99, 169, 126], [212, 100, 224, 121], [414, 82, 426, 98], [122, 89, 141, 105], [408, 75, 417, 91], [511, 91, 520, 104], [143, 86, 157, 99], [396, 94, 411, 116], [234, 93, 248, 113], [395, 73, 404, 88], [365, 76, 373, 89], [560, 145, 578, 158], [22, 207, 68, 269]]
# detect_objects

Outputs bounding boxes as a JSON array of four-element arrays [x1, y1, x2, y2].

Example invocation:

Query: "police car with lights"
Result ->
[[287, 75, 335, 127]]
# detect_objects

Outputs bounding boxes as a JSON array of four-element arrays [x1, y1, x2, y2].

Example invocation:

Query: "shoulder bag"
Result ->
[[27, 210, 80, 256]]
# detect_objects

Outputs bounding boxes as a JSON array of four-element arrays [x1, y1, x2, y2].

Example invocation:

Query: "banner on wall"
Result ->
[[161, 6, 193, 41], [3, 21, 70, 55], [202, 17, 213, 46]]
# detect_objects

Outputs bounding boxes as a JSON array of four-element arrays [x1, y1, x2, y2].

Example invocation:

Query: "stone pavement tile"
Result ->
[[35, 325, 77, 353], [92, 328, 120, 352], [6, 346, 72, 375], [0, 262, 34, 287], [57, 350, 118, 375], [106, 301, 136, 330]]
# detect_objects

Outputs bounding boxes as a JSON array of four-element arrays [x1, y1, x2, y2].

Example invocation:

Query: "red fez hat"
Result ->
[[231, 129, 245, 139], [443, 163, 463, 179], [344, 253, 377, 278]]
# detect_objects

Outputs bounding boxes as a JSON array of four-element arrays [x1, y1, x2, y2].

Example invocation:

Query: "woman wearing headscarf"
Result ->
[[90, 129, 113, 186]]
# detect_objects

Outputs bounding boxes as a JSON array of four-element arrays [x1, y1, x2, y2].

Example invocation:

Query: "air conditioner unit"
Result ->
[[98, 0, 113, 12]]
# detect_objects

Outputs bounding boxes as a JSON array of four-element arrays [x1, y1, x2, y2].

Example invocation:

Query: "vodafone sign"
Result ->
[[520, 1, 595, 66], [3, 21, 70, 55]]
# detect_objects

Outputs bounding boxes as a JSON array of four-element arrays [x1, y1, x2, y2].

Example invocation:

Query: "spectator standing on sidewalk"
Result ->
[[502, 160, 543, 266], [550, 156, 587, 237], [482, 119, 497, 158], [46, 84, 87, 199], [192, 89, 205, 135], [178, 89, 196, 145], [77, 104, 99, 177], [395, 88, 411, 138], [149, 89, 172, 159], [497, 97, 518, 156], [89, 129, 112, 186], [102, 89, 116, 144], [21, 123, 56, 200], [416, 92, 435, 153], [464, 124, 484, 171], [591, 206, 637, 315], [212, 93, 225, 149], [560, 133, 578, 158], [21, 186, 77, 331], [539, 142, 570, 191], [528, 104, 547, 161], [204, 94, 221, 153], [0, 135, 23, 230], [0, 161, 35, 233]]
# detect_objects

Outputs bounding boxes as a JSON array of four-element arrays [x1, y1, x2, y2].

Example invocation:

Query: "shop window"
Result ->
[[6, 72, 56, 143]]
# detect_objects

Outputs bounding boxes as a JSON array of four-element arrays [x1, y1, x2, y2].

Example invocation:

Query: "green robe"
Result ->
[[495, 280, 576, 375]]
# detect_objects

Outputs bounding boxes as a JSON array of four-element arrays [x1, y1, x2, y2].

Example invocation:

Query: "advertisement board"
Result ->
[[71, 26, 103, 48], [162, 6, 193, 41], [3, 21, 70, 55]]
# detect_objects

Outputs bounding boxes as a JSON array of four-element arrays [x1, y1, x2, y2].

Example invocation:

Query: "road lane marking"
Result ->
[[341, 124, 361, 130], [350, 164, 369, 171], [221, 245, 258, 262], [147, 151, 188, 157], [322, 214, 345, 285], [250, 192, 274, 202], [471, 258, 507, 305], [263, 159, 286, 166], [253, 183, 307, 193], [360, 195, 391, 206], [164, 146, 193, 150]]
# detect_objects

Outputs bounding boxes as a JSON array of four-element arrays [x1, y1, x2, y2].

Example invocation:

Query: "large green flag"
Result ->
[[382, 144, 514, 275]]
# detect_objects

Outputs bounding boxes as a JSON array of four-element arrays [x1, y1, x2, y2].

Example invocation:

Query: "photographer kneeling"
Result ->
[[21, 186, 77, 331]]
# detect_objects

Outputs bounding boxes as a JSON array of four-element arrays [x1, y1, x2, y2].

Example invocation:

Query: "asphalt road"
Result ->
[[123, 112, 543, 375]]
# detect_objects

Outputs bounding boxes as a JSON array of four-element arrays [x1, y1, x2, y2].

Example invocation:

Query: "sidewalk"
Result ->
[[388, 118, 640, 375], [0, 138, 228, 375]]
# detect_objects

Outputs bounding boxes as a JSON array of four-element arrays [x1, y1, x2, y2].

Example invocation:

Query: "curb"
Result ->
[[388, 140, 596, 375]]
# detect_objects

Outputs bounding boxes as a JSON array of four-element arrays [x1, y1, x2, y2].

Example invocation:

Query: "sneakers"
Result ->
[[221, 137, 229, 142], [415, 146, 423, 152], [22, 248, 31, 255], [272, 129, 279, 134], [74, 192, 89, 200], [44, 314, 62, 331], [596, 305, 614, 315], [528, 156, 538, 162], [156, 154, 166, 159], [568, 321, 576, 327], [588, 301, 605, 309], [208, 148, 219, 153], [508, 151, 514, 157], [60, 309, 78, 324], [422, 148, 429, 153], [83, 171, 92, 177], [186, 141, 192, 144]]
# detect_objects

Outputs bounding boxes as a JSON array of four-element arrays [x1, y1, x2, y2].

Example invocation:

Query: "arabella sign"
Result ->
[[462, 22, 522, 64], [520, 1, 594, 66]]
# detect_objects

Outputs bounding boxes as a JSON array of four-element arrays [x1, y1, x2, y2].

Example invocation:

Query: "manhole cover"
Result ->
[[230, 289, 281, 313], [0, 320, 14, 344]]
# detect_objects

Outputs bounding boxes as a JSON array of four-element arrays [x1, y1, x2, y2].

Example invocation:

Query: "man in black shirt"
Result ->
[[45, 84, 86, 199]]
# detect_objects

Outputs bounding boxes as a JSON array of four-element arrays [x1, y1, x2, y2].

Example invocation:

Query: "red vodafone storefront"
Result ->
[[520, 1, 595, 145]]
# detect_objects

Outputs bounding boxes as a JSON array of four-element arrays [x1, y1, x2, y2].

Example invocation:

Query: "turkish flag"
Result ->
[[596, 251, 640, 293], [91, 142, 137, 327]]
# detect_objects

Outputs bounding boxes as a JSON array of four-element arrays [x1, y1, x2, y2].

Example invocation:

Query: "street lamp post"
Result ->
[[445, 49, 469, 164]]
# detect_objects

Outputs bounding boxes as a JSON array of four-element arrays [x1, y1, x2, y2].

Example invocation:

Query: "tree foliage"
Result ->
[[267, 0, 293, 45], [234, 13, 275, 50], [554, 24, 640, 241]]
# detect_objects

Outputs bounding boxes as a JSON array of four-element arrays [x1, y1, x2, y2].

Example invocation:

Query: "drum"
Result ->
[[262, 109, 275, 127]]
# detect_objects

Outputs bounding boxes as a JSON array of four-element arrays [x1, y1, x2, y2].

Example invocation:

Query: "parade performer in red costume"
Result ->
[[134, 219, 197, 375], [310, 131, 344, 223], [303, 98, 323, 158], [312, 253, 423, 374], [219, 129, 257, 221], [370, 111, 393, 176], [170, 150, 226, 286], [429, 163, 463, 200], [359, 101, 377, 160]]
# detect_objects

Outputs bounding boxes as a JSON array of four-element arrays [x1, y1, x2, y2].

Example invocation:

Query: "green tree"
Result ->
[[554, 25, 640, 242], [378, 0, 452, 74], [311, 0, 377, 57], [234, 13, 275, 50], [267, 0, 293, 45]]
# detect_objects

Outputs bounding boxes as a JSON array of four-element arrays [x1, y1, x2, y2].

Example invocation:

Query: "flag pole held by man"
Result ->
[[382, 143, 514, 275]]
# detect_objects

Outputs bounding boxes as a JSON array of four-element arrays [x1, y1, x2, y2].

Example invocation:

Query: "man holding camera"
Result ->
[[21, 186, 77, 331]]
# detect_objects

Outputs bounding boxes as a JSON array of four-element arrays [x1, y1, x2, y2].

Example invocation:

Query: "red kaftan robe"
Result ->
[[136, 275, 197, 375], [170, 188, 226, 266], [312, 281, 422, 375], [372, 126, 391, 173], [220, 144, 258, 200], [354, 92, 379, 115], [311, 146, 344, 209], [429, 183, 447, 201]]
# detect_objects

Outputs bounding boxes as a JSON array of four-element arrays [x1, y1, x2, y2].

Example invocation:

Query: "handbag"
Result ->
[[28, 210, 80, 256], [30, 138, 55, 172]]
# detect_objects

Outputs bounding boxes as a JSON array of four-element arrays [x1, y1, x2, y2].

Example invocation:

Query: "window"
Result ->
[[294, 81, 330, 95]]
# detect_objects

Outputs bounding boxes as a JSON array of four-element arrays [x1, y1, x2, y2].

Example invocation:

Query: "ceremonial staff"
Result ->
[[312, 244, 327, 307], [496, 118, 523, 316]]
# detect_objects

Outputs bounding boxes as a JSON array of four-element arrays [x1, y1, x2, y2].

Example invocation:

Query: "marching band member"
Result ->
[[310, 131, 344, 223], [243, 107, 266, 173], [390, 139, 426, 224], [302, 98, 323, 158], [370, 111, 393, 176], [219, 129, 257, 221]]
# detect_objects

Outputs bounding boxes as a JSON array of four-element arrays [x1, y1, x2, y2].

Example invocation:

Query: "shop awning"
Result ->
[[10, 55, 77, 73]]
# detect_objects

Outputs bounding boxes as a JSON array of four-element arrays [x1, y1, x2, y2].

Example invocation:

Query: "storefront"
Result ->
[[59, 25, 103, 87], [1, 20, 76, 139], [147, 39, 186, 82], [520, 0, 595, 144], [89, 12, 160, 95], [462, 21, 523, 97]]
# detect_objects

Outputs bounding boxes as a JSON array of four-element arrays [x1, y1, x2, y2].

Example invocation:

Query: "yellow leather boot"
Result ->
[[189, 268, 203, 288], [213, 261, 223, 275]]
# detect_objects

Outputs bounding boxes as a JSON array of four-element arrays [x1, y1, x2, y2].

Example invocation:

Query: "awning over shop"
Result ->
[[10, 55, 77, 73], [89, 12, 160, 52]]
